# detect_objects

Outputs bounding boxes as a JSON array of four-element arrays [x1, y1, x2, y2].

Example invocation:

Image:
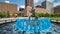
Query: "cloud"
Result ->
[[54, 0, 60, 7], [17, 5, 25, 11], [34, 0, 54, 3], [54, 2, 60, 7], [20, 5, 25, 8], [5, 1, 10, 3], [34, 0, 40, 3], [34, 0, 45, 3], [47, 0, 54, 2]]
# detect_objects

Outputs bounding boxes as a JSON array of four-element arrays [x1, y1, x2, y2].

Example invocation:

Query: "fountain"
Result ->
[[16, 7, 51, 34], [0, 0, 60, 34]]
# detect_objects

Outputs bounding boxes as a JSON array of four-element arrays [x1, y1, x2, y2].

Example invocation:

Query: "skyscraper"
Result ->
[[24, 0, 34, 16], [42, 0, 54, 14], [25, 0, 34, 8]]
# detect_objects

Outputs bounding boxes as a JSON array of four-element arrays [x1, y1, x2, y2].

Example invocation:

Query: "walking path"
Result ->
[[0, 17, 60, 24], [0, 18, 16, 24]]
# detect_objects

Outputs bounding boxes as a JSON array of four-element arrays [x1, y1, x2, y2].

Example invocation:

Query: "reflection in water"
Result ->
[[0, 22, 60, 34]]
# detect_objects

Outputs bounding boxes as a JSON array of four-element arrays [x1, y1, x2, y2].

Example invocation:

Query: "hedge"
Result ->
[[31, 13, 60, 17]]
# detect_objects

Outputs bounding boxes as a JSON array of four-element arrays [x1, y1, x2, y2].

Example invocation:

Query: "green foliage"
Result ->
[[6, 11, 10, 17], [35, 13, 60, 17], [0, 12, 5, 18], [0, 11, 10, 18], [17, 13, 21, 17], [44, 13, 50, 17]]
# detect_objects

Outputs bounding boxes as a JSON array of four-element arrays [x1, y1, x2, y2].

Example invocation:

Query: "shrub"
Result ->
[[0, 12, 5, 18], [17, 13, 21, 17], [7, 11, 10, 17], [35, 13, 60, 17], [0, 11, 10, 18]]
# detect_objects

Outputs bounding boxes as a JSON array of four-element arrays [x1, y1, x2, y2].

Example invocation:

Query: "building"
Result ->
[[42, 0, 54, 14], [19, 8, 24, 11], [36, 5, 44, 8], [20, 0, 52, 16], [0, 2, 17, 15], [20, 0, 53, 17], [54, 5, 60, 14], [19, 8, 25, 17], [24, 0, 34, 16], [25, 0, 34, 7], [35, 5, 51, 14]]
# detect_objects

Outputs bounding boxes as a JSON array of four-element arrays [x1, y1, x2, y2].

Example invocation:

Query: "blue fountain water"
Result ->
[[0, 18, 60, 34], [16, 17, 51, 33]]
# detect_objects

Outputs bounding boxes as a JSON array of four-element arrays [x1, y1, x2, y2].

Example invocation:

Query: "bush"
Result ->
[[17, 13, 21, 17], [36, 13, 50, 17], [6, 11, 10, 17], [0, 11, 10, 18], [34, 13, 60, 17], [44, 13, 50, 17], [0, 12, 5, 18]]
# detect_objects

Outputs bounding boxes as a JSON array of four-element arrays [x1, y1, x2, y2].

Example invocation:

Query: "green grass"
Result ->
[[50, 17, 60, 20], [39, 17, 60, 20], [40, 17, 60, 20], [45, 17, 60, 20]]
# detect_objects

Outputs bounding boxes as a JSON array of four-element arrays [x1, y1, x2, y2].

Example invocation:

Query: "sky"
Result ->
[[0, 0, 60, 10]]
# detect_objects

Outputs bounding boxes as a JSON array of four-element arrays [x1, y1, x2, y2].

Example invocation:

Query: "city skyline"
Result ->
[[0, 0, 60, 9]]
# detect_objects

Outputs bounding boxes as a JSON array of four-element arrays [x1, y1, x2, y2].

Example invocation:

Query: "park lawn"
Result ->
[[42, 17, 60, 20], [50, 17, 60, 20], [40, 17, 60, 20]]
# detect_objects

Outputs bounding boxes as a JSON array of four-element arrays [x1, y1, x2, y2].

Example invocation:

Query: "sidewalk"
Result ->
[[0, 18, 16, 24]]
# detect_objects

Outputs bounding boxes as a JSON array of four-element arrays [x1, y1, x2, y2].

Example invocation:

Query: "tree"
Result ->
[[0, 12, 5, 18], [7, 11, 10, 17]]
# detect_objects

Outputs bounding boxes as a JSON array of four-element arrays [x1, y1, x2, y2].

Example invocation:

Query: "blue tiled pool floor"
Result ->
[[16, 18, 51, 32]]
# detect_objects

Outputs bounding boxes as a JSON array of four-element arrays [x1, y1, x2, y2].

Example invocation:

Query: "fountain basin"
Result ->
[[0, 17, 60, 34], [16, 17, 51, 32]]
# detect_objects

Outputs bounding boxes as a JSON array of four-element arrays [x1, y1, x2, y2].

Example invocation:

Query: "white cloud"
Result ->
[[34, 0, 40, 3], [46, 0, 54, 2], [54, 2, 60, 7], [17, 5, 25, 11], [20, 5, 25, 8], [34, 0, 45, 3], [5, 1, 10, 3], [34, 0, 54, 3]]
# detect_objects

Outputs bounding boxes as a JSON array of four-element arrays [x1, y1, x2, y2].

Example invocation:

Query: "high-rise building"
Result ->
[[24, 0, 34, 16], [54, 5, 60, 14], [42, 0, 54, 14], [25, 0, 34, 8]]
